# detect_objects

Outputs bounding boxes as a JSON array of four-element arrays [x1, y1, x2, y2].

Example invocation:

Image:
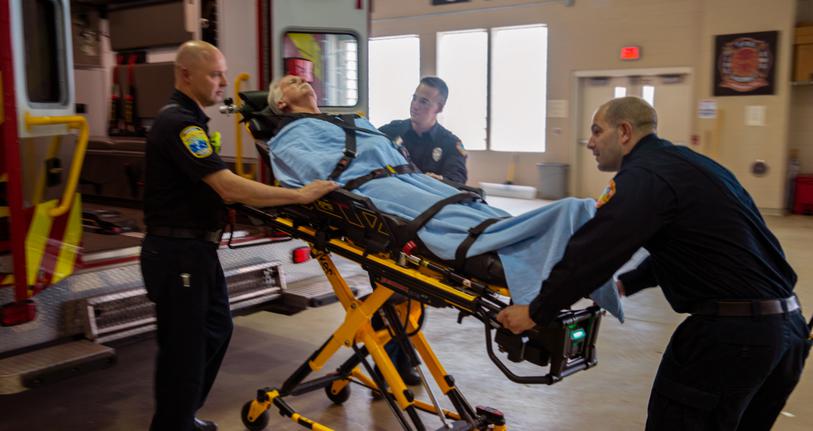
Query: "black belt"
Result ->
[[147, 227, 223, 245], [690, 296, 800, 317]]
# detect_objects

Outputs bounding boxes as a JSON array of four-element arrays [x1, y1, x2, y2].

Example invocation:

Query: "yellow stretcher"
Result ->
[[224, 92, 604, 431]]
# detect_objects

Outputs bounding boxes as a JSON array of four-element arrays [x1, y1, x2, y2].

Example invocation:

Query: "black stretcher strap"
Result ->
[[403, 192, 479, 247], [328, 114, 358, 181], [454, 217, 505, 272], [343, 164, 418, 191]]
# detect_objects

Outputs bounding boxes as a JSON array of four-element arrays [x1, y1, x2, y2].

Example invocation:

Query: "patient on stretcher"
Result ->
[[266, 75, 624, 320]]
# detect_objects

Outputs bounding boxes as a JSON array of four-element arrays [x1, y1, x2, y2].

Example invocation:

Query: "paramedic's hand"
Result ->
[[426, 172, 443, 180], [497, 305, 536, 334], [298, 180, 339, 204]]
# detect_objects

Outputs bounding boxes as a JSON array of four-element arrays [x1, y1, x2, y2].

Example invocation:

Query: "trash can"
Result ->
[[536, 162, 569, 199]]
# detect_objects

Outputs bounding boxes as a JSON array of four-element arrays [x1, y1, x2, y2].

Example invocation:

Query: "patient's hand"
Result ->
[[496, 305, 536, 334], [298, 180, 339, 204], [426, 172, 443, 180]]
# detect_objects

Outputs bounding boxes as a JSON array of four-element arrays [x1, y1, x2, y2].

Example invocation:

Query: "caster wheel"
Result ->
[[325, 382, 351, 404], [241, 400, 269, 431]]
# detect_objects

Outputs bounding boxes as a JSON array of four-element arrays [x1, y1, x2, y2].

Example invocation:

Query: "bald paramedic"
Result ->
[[379, 76, 468, 184], [141, 40, 336, 431], [497, 96, 810, 430]]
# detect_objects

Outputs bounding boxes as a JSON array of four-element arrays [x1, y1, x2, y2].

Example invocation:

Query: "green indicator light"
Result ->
[[570, 328, 586, 341]]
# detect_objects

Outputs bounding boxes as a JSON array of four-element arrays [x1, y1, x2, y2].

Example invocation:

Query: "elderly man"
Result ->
[[142, 43, 336, 431], [498, 96, 810, 431]]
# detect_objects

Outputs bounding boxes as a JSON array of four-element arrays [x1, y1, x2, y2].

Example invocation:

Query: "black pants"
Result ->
[[646, 311, 811, 431], [140, 235, 233, 431]]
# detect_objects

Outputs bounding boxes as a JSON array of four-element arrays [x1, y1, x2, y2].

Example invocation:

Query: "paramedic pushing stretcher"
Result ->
[[498, 96, 811, 430], [141, 41, 336, 431]]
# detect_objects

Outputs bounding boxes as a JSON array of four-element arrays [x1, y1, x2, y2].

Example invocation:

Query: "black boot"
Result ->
[[193, 418, 217, 431]]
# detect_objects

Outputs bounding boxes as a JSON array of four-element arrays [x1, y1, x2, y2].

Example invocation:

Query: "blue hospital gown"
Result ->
[[269, 116, 623, 321]]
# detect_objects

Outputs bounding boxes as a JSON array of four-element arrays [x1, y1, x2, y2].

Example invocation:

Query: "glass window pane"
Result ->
[[490, 25, 548, 152], [283, 32, 358, 107], [437, 30, 488, 151], [642, 85, 655, 106], [368, 35, 420, 127], [23, 0, 66, 104], [614, 86, 627, 98]]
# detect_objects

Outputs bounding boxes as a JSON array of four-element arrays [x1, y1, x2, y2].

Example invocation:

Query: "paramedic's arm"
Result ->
[[616, 257, 658, 296], [527, 168, 675, 326], [440, 140, 468, 184], [203, 169, 338, 207]]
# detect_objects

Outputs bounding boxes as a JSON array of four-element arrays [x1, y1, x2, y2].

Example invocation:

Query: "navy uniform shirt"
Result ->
[[144, 90, 227, 231], [529, 134, 797, 324], [379, 119, 468, 184]]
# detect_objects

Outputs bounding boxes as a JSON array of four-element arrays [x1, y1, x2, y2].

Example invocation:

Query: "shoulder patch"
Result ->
[[455, 141, 467, 157], [596, 179, 616, 208], [180, 125, 213, 158]]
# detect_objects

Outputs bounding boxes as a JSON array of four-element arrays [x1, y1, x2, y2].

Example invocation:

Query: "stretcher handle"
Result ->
[[233, 72, 256, 179], [24, 113, 89, 217], [481, 314, 555, 385]]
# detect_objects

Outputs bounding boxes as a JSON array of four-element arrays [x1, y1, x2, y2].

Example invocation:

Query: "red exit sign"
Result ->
[[620, 46, 641, 61]]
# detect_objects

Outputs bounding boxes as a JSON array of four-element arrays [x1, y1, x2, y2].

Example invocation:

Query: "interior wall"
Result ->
[[694, 0, 796, 211], [793, 0, 813, 174], [371, 0, 797, 211]]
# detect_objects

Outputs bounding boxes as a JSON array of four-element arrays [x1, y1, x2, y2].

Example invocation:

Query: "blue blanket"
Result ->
[[269, 117, 623, 321]]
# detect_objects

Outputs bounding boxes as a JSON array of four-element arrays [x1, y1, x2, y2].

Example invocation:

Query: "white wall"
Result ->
[[372, 0, 798, 211]]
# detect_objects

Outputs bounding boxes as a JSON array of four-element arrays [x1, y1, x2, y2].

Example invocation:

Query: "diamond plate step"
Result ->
[[77, 261, 285, 343], [0, 340, 115, 394]]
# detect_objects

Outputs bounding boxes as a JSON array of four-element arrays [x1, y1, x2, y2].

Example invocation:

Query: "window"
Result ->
[[368, 35, 420, 127], [283, 32, 358, 107], [437, 29, 488, 150], [642, 85, 655, 106], [490, 25, 547, 152], [614, 86, 627, 98], [23, 0, 68, 104], [437, 25, 548, 152]]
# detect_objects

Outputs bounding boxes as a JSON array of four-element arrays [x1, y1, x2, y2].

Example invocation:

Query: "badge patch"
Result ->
[[180, 126, 212, 158], [432, 147, 443, 162], [596, 179, 616, 208]]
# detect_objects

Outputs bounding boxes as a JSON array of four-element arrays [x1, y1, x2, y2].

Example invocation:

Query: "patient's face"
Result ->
[[278, 75, 317, 111], [588, 110, 624, 172], [410, 84, 443, 127]]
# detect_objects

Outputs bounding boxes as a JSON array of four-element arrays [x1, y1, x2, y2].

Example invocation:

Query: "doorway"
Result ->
[[573, 68, 693, 198]]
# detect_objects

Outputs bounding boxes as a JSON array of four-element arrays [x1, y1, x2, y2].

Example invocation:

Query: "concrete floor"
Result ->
[[1, 214, 811, 430]]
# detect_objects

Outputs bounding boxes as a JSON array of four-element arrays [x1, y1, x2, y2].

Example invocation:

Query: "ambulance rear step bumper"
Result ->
[[80, 261, 285, 343], [0, 340, 115, 394]]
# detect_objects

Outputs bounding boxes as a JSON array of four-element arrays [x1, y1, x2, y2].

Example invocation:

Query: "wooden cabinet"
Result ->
[[795, 26, 813, 82]]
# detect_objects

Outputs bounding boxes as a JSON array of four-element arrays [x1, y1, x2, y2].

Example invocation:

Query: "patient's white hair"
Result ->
[[266, 78, 285, 114]]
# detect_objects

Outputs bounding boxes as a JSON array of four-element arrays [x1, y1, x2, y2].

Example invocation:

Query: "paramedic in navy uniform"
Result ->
[[379, 76, 468, 184], [497, 96, 810, 430], [141, 40, 336, 431]]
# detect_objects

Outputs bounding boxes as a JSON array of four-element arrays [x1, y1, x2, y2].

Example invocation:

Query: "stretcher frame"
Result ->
[[224, 93, 603, 431], [232, 199, 602, 431]]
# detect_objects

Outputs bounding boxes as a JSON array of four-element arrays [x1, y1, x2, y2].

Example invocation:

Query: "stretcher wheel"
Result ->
[[325, 383, 351, 404], [241, 400, 269, 431]]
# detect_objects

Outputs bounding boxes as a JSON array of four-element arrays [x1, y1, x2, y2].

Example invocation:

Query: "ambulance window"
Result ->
[[22, 0, 67, 104], [282, 32, 359, 107]]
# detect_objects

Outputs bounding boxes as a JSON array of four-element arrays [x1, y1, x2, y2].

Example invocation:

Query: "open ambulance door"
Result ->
[[0, 0, 85, 326]]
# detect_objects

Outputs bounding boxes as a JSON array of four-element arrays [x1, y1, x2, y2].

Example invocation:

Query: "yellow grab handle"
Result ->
[[24, 112, 89, 217]]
